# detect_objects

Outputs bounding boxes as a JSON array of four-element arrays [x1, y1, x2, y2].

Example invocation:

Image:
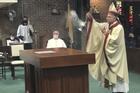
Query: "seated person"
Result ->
[[46, 31, 67, 48], [6, 35, 20, 46]]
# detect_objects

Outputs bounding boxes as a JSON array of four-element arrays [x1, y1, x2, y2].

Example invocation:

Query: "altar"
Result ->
[[20, 48, 95, 93]]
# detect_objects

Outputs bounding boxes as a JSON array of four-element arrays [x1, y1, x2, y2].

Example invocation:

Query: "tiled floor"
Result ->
[[0, 67, 140, 93], [89, 71, 140, 93]]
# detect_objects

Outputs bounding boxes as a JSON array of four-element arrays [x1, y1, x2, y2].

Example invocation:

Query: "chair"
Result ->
[[0, 46, 11, 79], [10, 44, 24, 79], [0, 53, 6, 79]]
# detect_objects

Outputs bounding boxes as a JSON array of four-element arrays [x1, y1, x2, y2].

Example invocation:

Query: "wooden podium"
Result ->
[[20, 48, 95, 93]]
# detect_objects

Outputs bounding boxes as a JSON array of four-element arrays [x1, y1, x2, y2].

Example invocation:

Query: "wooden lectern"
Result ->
[[20, 48, 95, 93]]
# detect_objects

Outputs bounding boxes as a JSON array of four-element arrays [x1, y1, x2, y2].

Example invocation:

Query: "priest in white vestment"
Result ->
[[86, 3, 129, 93], [46, 31, 67, 48]]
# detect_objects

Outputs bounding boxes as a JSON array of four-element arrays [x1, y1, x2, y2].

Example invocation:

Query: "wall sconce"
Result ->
[[8, 9, 16, 22], [51, 8, 60, 15]]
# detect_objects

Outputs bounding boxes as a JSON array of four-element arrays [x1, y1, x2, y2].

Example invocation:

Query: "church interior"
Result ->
[[0, 0, 140, 93]]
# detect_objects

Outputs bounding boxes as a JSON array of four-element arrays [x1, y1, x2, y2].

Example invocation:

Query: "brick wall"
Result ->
[[21, 0, 90, 48], [0, 0, 110, 48], [22, 0, 68, 48]]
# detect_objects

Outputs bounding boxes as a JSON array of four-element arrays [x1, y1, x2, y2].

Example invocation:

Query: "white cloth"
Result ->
[[112, 79, 129, 93], [17, 24, 33, 43], [46, 38, 67, 48]]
